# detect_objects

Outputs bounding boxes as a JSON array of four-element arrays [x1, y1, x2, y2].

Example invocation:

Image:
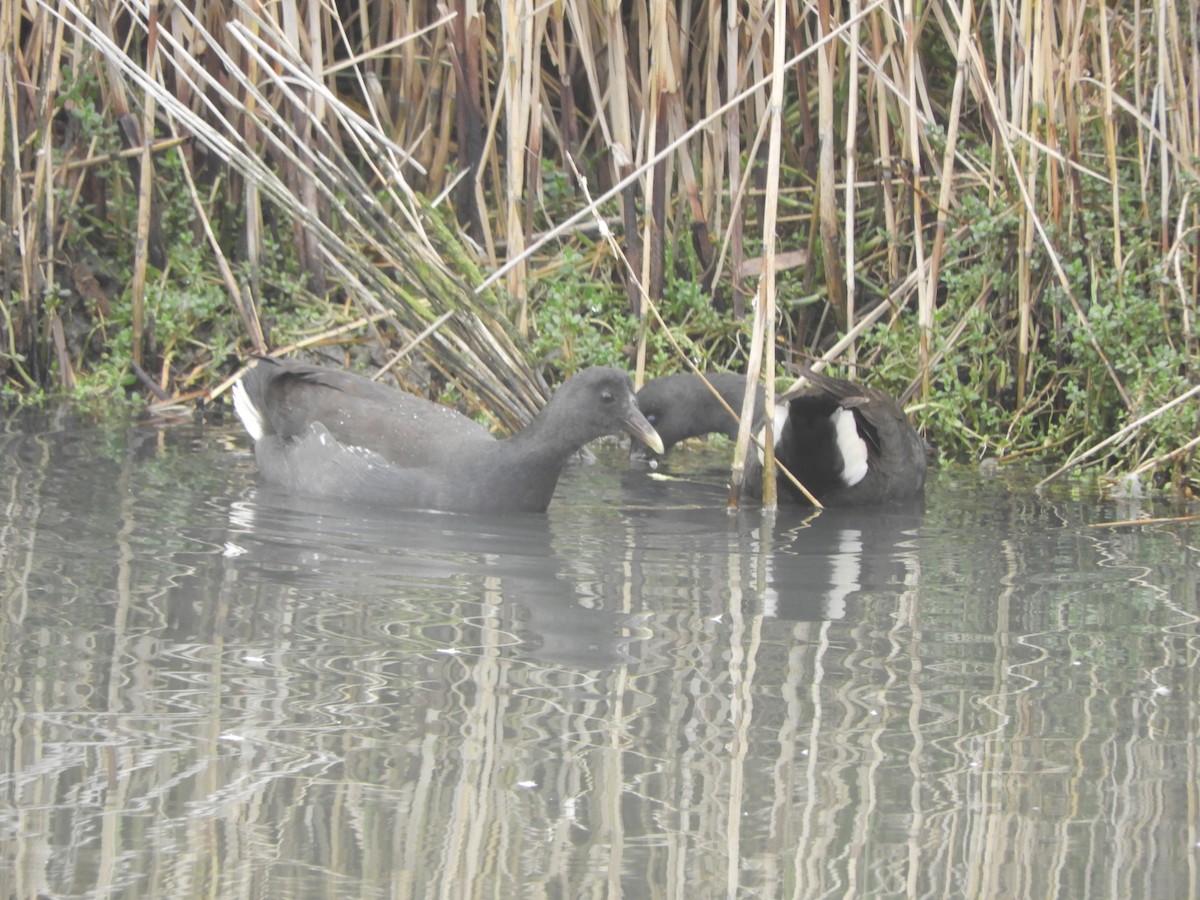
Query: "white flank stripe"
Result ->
[[231, 379, 265, 441], [772, 403, 789, 447], [832, 407, 868, 486]]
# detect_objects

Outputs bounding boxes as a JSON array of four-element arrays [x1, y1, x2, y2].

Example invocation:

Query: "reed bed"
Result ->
[[2, 0, 1196, 481]]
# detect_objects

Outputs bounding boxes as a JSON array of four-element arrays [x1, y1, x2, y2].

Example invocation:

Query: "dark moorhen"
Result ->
[[631, 372, 766, 460], [232, 357, 664, 513], [634, 370, 926, 507], [766, 367, 926, 506]]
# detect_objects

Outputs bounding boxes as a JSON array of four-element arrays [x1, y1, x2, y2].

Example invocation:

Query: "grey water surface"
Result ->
[[1, 408, 1197, 899]]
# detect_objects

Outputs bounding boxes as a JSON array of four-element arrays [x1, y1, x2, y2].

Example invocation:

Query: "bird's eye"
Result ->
[[601, 390, 615, 404], [646, 413, 658, 424]]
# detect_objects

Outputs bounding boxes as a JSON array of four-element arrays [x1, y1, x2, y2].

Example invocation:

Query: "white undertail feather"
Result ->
[[831, 407, 868, 486], [754, 403, 791, 465], [232, 379, 265, 441], [772, 404, 789, 448]]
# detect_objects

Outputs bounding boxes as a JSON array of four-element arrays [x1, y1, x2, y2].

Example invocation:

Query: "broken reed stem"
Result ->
[[374, 310, 457, 380], [1129, 433, 1200, 480], [208, 311, 394, 400], [14, 135, 187, 178], [1089, 514, 1200, 528]]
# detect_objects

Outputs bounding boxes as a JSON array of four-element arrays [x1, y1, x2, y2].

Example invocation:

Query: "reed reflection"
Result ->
[[1, 423, 1196, 900]]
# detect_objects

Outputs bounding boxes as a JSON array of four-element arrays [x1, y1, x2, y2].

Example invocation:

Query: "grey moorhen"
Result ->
[[232, 357, 664, 513], [634, 369, 926, 507]]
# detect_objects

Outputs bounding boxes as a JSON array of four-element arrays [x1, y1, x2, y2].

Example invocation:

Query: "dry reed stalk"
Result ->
[[1, 12, 19, 346], [36, 4, 73, 387], [127, 2, 162, 371], [867, 8, 901, 286], [1154, 1, 1171, 254], [452, 0, 486, 244], [1128, 4, 1149, 219], [1167, 197, 1197, 365], [925, 0, 972, 390], [288, 0, 327, 295], [1079, 78, 1200, 183], [1161, 3, 1198, 361], [843, 0, 862, 371], [610, 12, 643, 318], [233, 2, 266, 312], [1089, 513, 1200, 528], [630, 0, 684, 384], [697, 0, 723, 257], [1095, 1, 1124, 273], [668, 97, 712, 272], [743, 1, 770, 244], [521, 39, 545, 326], [724, 0, 746, 317], [498, 0, 543, 333], [1014, 0, 1044, 409], [899, 275, 989, 405], [0, 4, 37, 388], [816, 0, 846, 334], [749, 0, 790, 511], [418, 12, 451, 182], [1188, 5, 1200, 349], [899, 0, 934, 401]]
